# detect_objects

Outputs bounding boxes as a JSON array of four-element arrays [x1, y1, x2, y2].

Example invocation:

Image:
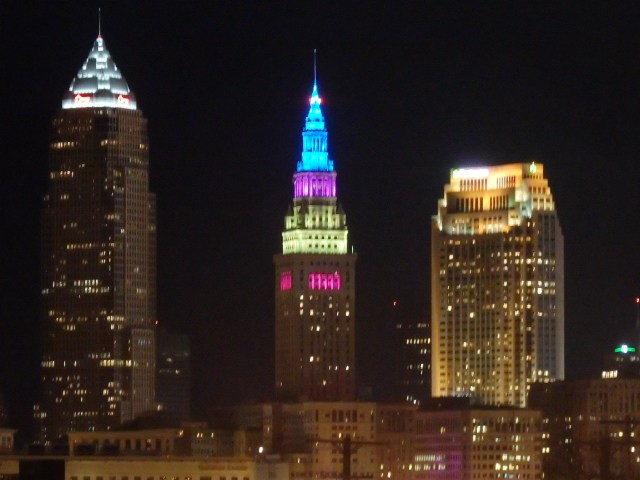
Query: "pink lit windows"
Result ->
[[309, 272, 341, 290], [280, 271, 292, 291], [293, 172, 336, 198]]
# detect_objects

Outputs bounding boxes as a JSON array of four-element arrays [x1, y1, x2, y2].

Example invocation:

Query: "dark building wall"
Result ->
[[156, 328, 191, 420], [19, 460, 65, 480]]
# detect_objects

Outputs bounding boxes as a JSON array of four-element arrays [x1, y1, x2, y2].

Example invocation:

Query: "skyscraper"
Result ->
[[274, 76, 356, 401], [37, 35, 156, 439], [390, 302, 430, 406], [156, 328, 191, 421], [431, 163, 564, 407]]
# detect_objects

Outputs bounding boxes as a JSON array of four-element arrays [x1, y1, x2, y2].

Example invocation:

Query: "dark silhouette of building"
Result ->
[[156, 328, 191, 420], [390, 301, 430, 405]]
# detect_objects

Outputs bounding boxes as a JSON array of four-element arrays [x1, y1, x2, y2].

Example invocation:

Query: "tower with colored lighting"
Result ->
[[37, 35, 156, 439], [431, 163, 564, 407], [274, 76, 356, 401]]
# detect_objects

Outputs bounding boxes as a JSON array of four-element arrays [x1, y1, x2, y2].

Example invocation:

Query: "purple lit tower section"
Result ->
[[274, 76, 357, 401]]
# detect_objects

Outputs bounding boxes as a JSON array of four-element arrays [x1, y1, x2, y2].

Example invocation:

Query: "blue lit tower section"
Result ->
[[274, 81, 357, 401], [37, 35, 156, 439]]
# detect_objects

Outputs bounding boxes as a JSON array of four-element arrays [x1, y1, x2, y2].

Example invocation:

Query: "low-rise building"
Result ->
[[0, 456, 289, 480], [413, 402, 542, 480], [530, 377, 640, 479], [0, 428, 15, 453]]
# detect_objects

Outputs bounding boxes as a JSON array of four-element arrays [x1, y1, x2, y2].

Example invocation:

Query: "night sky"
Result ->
[[1, 2, 639, 439]]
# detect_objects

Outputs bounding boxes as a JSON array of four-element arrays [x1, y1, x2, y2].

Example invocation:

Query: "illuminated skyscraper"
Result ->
[[37, 35, 156, 439], [274, 76, 356, 401], [431, 163, 564, 407]]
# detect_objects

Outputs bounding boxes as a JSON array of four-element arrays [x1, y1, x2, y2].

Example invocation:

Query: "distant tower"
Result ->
[[274, 67, 356, 401], [156, 328, 191, 420], [37, 34, 156, 439], [390, 301, 430, 406], [431, 163, 564, 407]]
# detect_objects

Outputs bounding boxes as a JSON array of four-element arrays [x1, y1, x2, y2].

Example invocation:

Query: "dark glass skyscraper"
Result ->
[[156, 328, 191, 421], [274, 77, 357, 401], [37, 35, 156, 440]]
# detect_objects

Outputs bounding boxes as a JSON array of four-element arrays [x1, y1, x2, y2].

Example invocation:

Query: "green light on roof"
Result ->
[[529, 162, 537, 174], [615, 344, 636, 353]]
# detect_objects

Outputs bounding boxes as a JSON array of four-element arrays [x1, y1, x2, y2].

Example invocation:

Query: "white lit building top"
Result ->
[[435, 162, 556, 235], [62, 36, 137, 110]]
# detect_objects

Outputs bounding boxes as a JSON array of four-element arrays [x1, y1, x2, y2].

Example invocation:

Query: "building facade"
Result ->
[[37, 35, 156, 440], [413, 405, 542, 480], [0, 456, 288, 480], [214, 402, 408, 480], [530, 355, 640, 478], [431, 163, 564, 407], [209, 401, 542, 480], [274, 79, 356, 401], [390, 302, 430, 406]]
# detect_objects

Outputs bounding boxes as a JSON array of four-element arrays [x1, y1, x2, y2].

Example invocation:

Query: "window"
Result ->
[[280, 271, 292, 290], [309, 272, 341, 290]]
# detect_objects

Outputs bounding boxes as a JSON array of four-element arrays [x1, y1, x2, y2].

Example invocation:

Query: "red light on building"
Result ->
[[74, 94, 92, 103]]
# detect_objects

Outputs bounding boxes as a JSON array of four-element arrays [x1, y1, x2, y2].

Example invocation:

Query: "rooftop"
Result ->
[[62, 36, 137, 110]]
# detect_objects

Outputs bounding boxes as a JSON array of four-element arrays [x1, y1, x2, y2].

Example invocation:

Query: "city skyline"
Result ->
[[1, 2, 639, 438]]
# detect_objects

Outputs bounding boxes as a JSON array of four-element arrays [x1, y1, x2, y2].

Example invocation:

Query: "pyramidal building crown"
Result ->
[[297, 82, 333, 173], [62, 36, 137, 110]]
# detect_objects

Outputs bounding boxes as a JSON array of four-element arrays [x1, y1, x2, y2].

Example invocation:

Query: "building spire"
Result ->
[[314, 48, 317, 87], [297, 51, 332, 173], [307, 49, 322, 121], [98, 8, 102, 38]]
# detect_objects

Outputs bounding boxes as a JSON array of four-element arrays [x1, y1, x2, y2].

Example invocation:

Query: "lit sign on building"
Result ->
[[615, 344, 636, 354], [74, 94, 92, 103], [117, 94, 130, 105], [309, 272, 341, 290], [452, 167, 489, 180]]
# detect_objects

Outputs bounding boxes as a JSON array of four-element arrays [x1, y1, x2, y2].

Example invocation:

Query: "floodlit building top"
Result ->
[[62, 36, 137, 110]]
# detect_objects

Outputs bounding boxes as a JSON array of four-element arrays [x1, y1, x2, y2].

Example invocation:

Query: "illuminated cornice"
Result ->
[[435, 162, 557, 235], [62, 36, 137, 110]]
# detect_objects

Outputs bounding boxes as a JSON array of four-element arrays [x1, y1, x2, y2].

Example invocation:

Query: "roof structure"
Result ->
[[297, 78, 334, 173]]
